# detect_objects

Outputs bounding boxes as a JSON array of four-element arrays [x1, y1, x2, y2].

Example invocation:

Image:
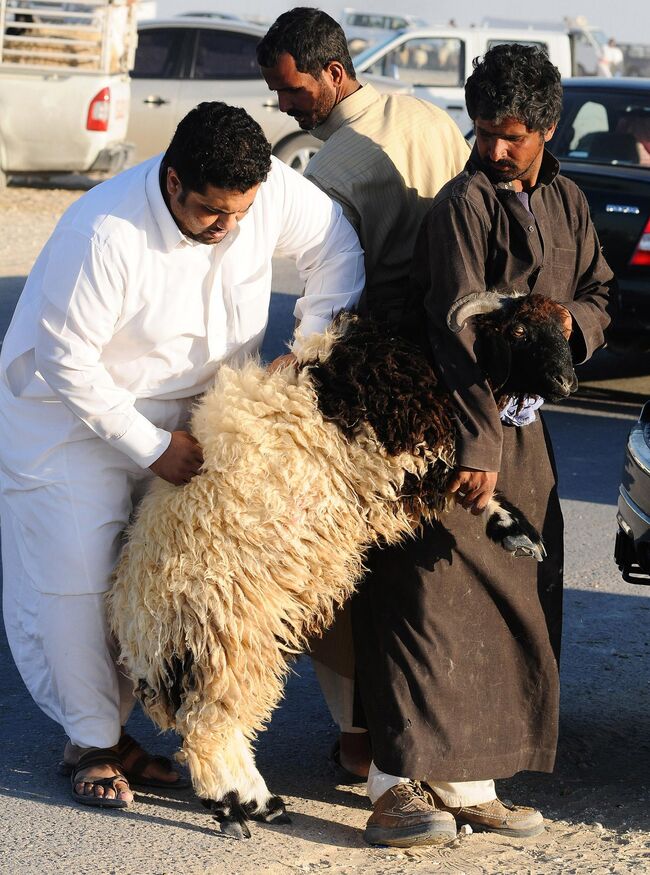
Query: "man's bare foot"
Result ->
[[336, 731, 372, 779], [68, 746, 133, 808], [117, 733, 189, 788], [65, 734, 188, 791]]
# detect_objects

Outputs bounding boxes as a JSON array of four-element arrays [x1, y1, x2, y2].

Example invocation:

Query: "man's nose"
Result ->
[[216, 213, 238, 232], [487, 139, 507, 161], [277, 92, 292, 114]]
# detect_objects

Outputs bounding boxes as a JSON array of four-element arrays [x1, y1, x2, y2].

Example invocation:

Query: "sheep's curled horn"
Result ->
[[446, 289, 529, 333]]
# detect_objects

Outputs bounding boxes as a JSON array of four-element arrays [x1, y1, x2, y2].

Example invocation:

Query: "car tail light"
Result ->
[[86, 87, 111, 132], [630, 218, 650, 266]]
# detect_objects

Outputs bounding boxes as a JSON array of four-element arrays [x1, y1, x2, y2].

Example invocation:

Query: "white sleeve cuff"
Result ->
[[292, 313, 331, 351], [106, 411, 172, 468]]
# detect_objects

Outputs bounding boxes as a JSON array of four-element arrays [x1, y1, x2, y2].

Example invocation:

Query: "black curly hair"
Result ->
[[465, 43, 563, 132], [257, 7, 356, 79], [305, 313, 457, 517], [161, 102, 272, 194]]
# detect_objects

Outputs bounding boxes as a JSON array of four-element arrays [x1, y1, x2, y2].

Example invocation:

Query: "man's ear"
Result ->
[[544, 123, 557, 143], [478, 332, 512, 393], [324, 59, 347, 87], [166, 166, 181, 197]]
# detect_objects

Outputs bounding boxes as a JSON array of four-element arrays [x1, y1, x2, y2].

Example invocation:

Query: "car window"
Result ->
[[192, 29, 261, 80], [569, 101, 609, 149], [131, 27, 187, 79], [551, 90, 650, 167], [364, 37, 464, 87], [486, 39, 550, 54]]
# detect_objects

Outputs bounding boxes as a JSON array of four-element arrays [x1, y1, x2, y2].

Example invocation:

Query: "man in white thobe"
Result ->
[[0, 101, 364, 807]]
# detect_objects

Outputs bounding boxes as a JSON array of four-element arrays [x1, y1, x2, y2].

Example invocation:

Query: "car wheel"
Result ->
[[274, 134, 320, 174]]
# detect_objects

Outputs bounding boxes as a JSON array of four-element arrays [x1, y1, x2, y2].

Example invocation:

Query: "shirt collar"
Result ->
[[467, 145, 560, 190], [312, 83, 380, 142], [145, 155, 187, 252]]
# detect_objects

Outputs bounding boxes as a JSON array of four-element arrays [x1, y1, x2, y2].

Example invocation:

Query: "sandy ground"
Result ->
[[0, 179, 649, 875]]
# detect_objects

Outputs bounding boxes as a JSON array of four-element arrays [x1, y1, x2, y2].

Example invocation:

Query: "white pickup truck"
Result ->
[[354, 24, 573, 133], [0, 0, 137, 186]]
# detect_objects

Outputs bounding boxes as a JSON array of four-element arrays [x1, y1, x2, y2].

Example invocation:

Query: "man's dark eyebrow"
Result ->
[[476, 126, 525, 140], [202, 202, 253, 215]]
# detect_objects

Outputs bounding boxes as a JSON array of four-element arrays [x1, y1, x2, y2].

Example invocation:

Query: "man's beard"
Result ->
[[180, 223, 228, 245], [479, 138, 544, 184], [290, 90, 336, 131], [481, 160, 520, 182]]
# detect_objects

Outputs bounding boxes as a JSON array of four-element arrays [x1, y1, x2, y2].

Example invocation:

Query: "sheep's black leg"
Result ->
[[202, 792, 252, 839], [484, 495, 546, 562], [243, 795, 292, 825]]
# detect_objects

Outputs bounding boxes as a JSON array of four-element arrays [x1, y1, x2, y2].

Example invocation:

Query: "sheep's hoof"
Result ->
[[250, 794, 291, 825], [203, 792, 252, 840], [219, 818, 252, 840], [502, 534, 547, 562]]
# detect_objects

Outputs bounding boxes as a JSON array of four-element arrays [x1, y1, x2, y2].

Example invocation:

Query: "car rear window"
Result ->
[[132, 28, 188, 79], [551, 90, 650, 167]]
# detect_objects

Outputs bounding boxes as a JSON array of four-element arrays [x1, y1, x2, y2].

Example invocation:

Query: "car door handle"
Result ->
[[262, 99, 279, 109], [142, 96, 170, 106]]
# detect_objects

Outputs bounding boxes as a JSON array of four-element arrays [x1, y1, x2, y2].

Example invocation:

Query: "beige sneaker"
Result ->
[[427, 791, 545, 838], [364, 781, 458, 847]]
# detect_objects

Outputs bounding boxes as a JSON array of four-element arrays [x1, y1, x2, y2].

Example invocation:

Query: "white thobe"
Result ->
[[0, 155, 364, 748]]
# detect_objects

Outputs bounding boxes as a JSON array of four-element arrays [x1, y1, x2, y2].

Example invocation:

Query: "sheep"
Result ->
[[107, 289, 576, 838]]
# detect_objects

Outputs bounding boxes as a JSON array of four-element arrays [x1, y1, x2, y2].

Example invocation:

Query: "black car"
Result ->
[[615, 401, 650, 584], [548, 79, 650, 351]]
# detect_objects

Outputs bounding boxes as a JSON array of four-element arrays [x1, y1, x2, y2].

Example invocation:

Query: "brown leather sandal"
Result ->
[[117, 733, 190, 789], [70, 748, 131, 809]]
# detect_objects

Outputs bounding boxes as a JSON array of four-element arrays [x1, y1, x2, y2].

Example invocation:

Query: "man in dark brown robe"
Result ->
[[355, 43, 614, 848]]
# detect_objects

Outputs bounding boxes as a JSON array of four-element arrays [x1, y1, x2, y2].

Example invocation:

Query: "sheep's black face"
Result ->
[[307, 313, 455, 458], [478, 296, 578, 403], [512, 322, 577, 401]]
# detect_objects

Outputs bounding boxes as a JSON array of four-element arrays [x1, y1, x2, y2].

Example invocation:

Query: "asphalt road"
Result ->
[[0, 225, 649, 872]]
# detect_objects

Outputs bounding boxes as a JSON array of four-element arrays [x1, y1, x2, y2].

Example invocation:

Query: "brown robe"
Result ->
[[352, 416, 563, 779], [349, 148, 613, 780]]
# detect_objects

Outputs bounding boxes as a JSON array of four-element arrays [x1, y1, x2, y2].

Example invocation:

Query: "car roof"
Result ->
[[562, 77, 650, 92], [137, 17, 267, 37]]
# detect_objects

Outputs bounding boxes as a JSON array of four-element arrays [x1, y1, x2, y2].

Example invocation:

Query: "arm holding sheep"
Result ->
[[410, 197, 504, 514]]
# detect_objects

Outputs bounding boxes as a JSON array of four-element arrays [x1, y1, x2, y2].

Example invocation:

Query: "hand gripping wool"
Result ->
[[108, 299, 576, 838]]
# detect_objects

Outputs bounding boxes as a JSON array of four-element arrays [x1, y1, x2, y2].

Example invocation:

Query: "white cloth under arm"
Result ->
[[0, 155, 364, 468]]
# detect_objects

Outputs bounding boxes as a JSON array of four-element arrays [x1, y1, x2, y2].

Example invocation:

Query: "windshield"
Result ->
[[591, 29, 608, 48], [353, 32, 403, 69]]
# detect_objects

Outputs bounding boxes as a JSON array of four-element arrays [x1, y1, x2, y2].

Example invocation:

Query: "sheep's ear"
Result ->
[[478, 332, 512, 392]]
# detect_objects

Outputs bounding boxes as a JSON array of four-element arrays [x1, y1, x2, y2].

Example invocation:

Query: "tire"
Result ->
[[274, 134, 321, 174]]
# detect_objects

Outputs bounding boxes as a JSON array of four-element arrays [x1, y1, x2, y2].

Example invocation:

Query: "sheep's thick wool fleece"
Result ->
[[108, 346, 426, 758]]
